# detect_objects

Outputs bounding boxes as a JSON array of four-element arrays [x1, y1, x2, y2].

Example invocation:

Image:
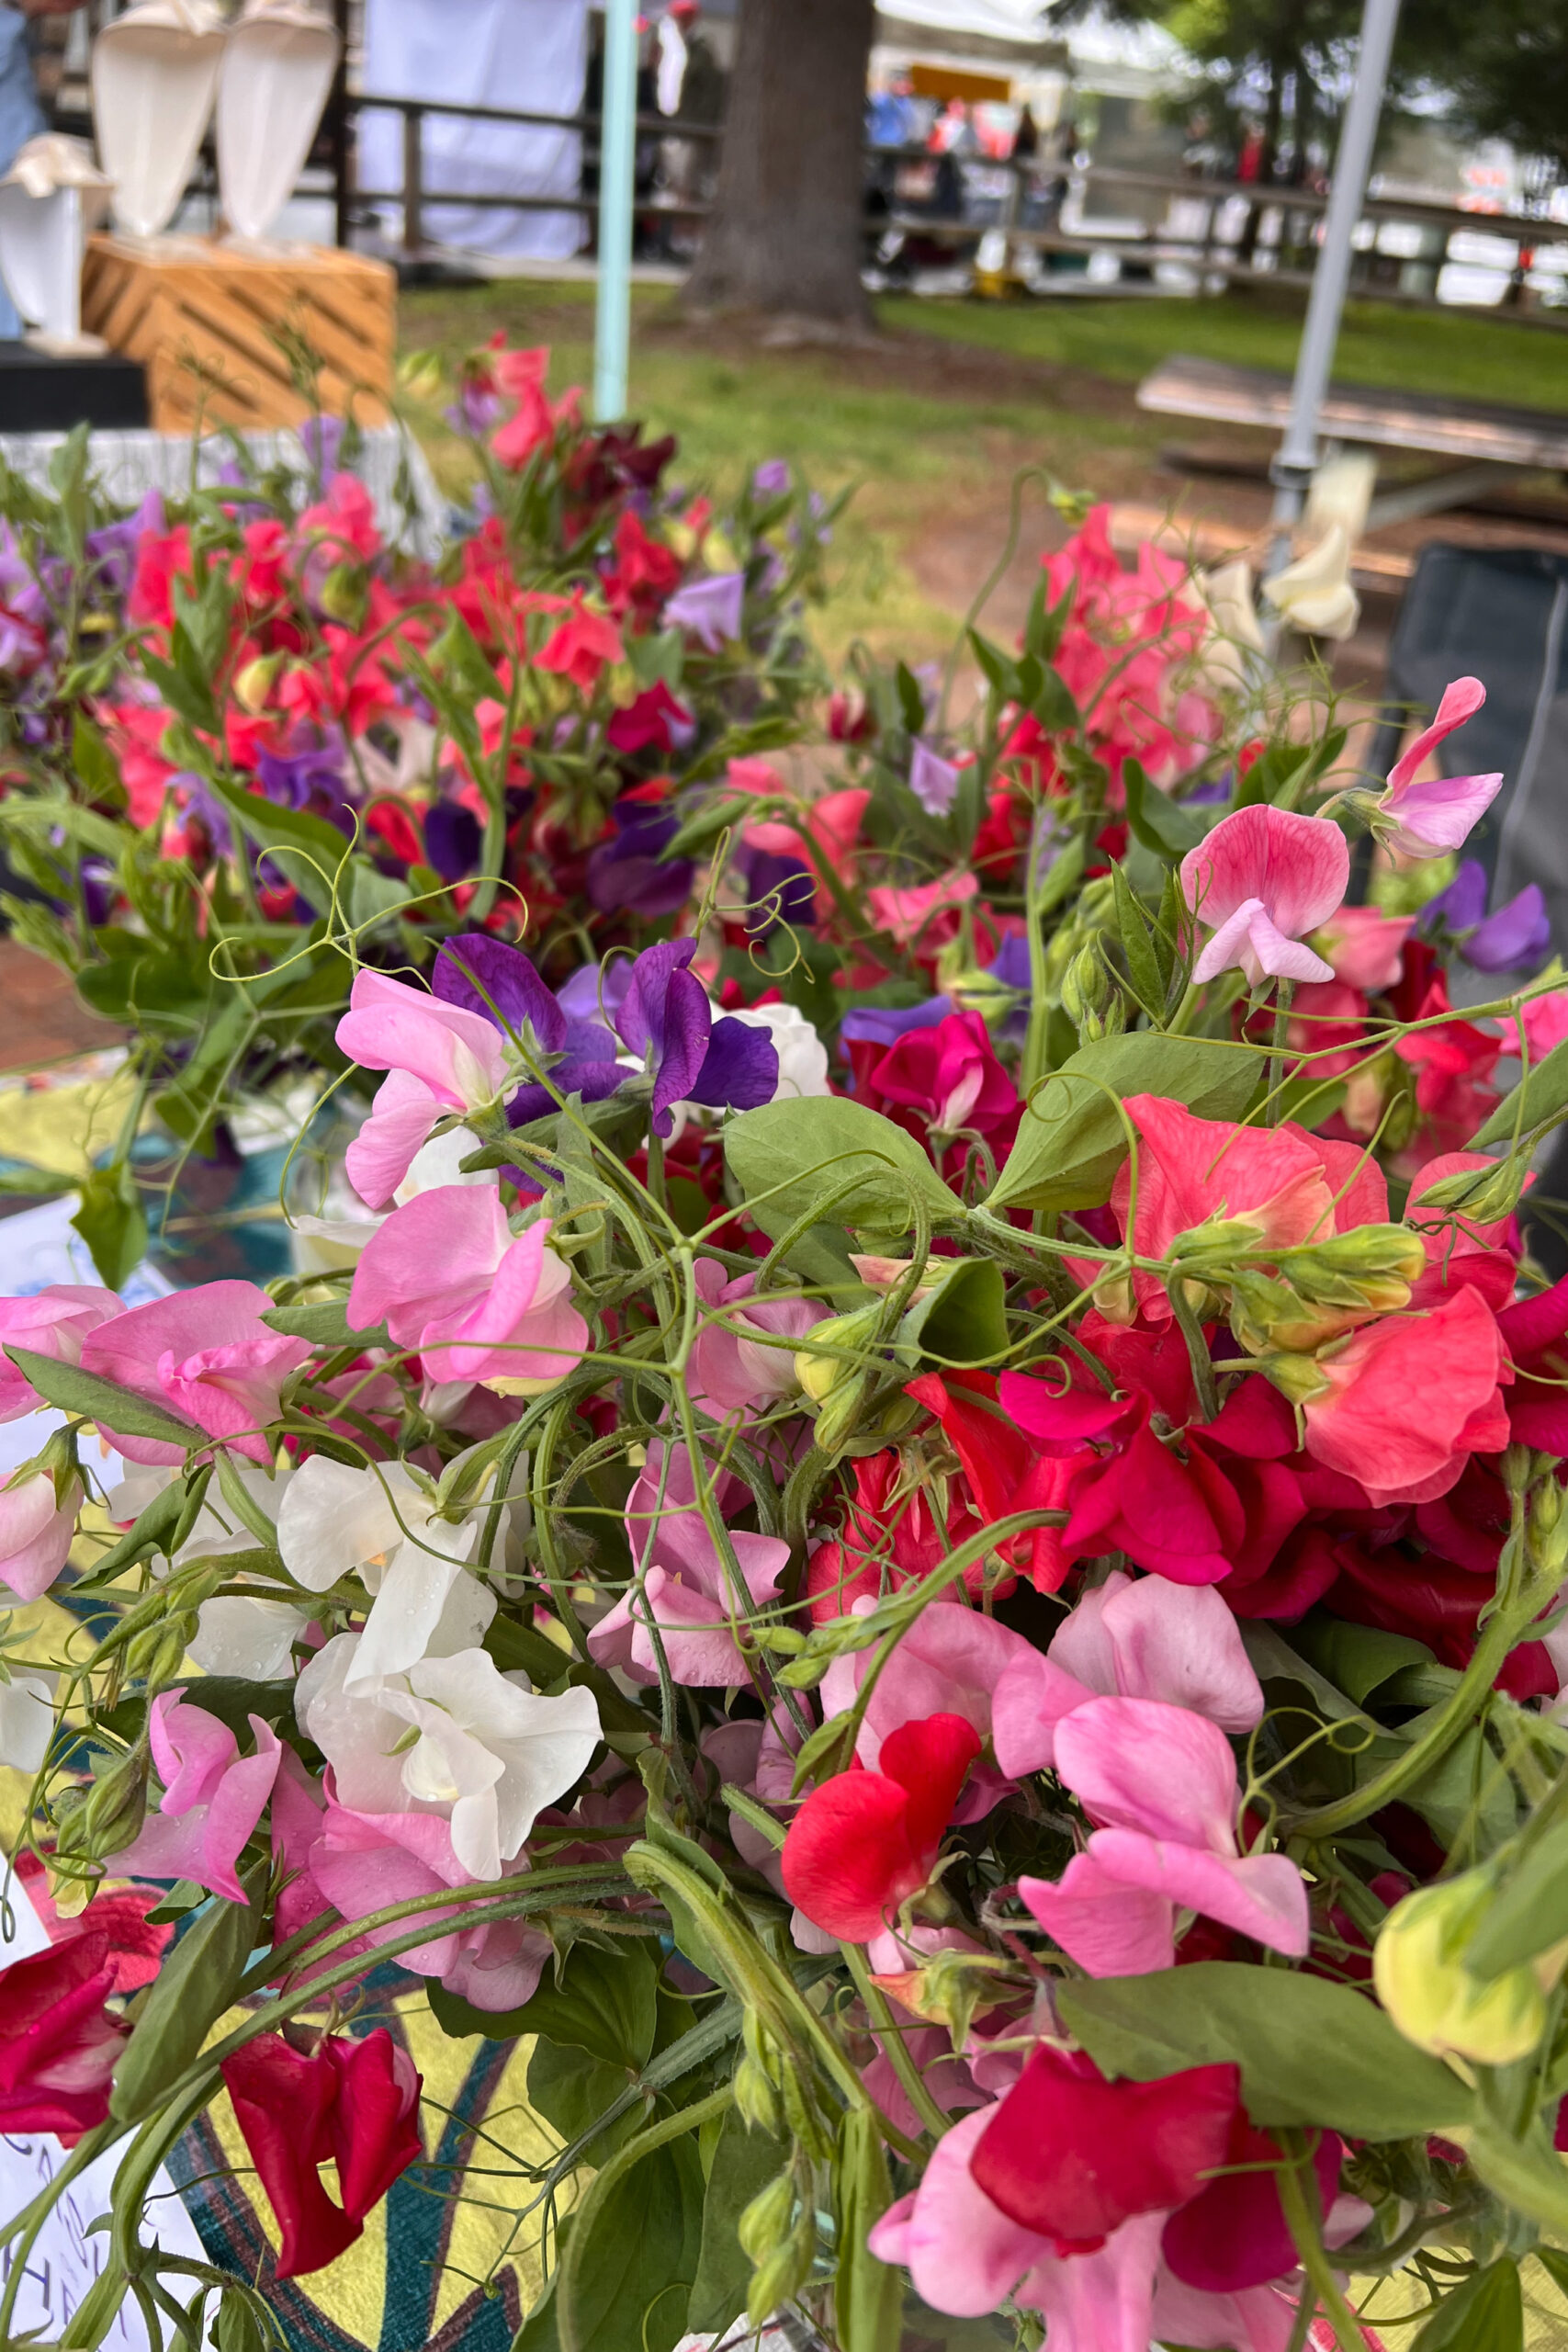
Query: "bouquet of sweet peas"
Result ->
[[7, 407, 1568, 2352]]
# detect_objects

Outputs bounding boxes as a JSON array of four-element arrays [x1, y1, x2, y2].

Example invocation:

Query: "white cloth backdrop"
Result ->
[[360, 0, 590, 262]]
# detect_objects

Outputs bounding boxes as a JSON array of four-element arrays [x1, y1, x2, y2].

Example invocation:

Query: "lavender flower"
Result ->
[[909, 740, 962, 818], [663, 571, 745, 652]]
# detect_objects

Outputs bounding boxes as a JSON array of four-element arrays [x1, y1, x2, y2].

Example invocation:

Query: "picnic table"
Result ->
[[1137, 353, 1568, 527]]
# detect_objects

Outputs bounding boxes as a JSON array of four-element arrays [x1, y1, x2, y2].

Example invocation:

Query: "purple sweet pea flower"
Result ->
[[298, 416, 346, 477], [987, 933, 1033, 993], [255, 737, 357, 831], [85, 490, 164, 601], [1422, 858, 1551, 972], [587, 797, 695, 919], [909, 740, 962, 818], [557, 957, 635, 1037], [433, 934, 622, 1127], [445, 382, 503, 438], [617, 940, 778, 1136], [752, 460, 791, 496], [424, 799, 482, 883], [840, 997, 955, 1049], [743, 847, 814, 936], [663, 571, 745, 652]]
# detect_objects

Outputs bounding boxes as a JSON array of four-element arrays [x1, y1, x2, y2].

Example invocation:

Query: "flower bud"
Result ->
[[397, 347, 445, 402], [1060, 944, 1107, 1029], [747, 2221, 816, 2328], [1374, 1871, 1553, 2065], [54, 1745, 149, 1864], [1411, 1157, 1529, 1226], [233, 654, 282, 714], [1260, 1351, 1332, 1409], [733, 2052, 783, 2132], [319, 563, 367, 628], [738, 2169, 796, 2265], [1079, 995, 1126, 1045]]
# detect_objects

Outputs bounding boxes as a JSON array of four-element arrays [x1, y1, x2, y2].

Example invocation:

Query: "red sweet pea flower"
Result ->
[[1497, 1274, 1568, 1453], [870, 1011, 1020, 1149], [16, 1850, 173, 1993], [1162, 2114, 1342, 2293], [970, 2043, 1240, 2250], [536, 594, 625, 693], [781, 1713, 981, 1941], [221, 2029, 423, 2279], [604, 510, 682, 623], [0, 1932, 127, 2142]]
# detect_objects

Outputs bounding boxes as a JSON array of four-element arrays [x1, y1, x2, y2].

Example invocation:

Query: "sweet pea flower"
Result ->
[[221, 2029, 422, 2279], [0, 1467, 82, 1602], [80, 1283, 312, 1467], [295, 1631, 601, 1881], [536, 594, 625, 690], [117, 1692, 283, 1903], [1295, 1281, 1510, 1508], [689, 1257, 830, 1416], [0, 1933, 128, 2142], [1312, 904, 1413, 993], [348, 1190, 588, 1392], [910, 739, 963, 817], [0, 1284, 121, 1419], [0, 1668, 55, 1770], [781, 1713, 982, 1940], [1018, 1696, 1309, 1974], [587, 1469, 790, 1690], [1520, 989, 1568, 1064], [743, 781, 869, 927], [663, 569, 745, 650], [992, 1571, 1263, 1778], [338, 967, 515, 1209], [1422, 858, 1550, 973], [819, 1598, 1035, 1822], [1376, 677, 1504, 858], [303, 1802, 554, 2009], [717, 1001, 830, 1099], [1180, 805, 1350, 988], [865, 870, 980, 952], [869, 1008, 1020, 1145], [615, 938, 781, 1136]]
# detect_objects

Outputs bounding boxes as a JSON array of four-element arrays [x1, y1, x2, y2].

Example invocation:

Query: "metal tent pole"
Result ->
[[593, 0, 637, 423], [1266, 0, 1402, 569]]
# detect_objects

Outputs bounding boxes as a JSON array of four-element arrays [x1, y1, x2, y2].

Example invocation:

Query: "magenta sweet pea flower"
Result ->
[[347, 1187, 588, 1389], [1180, 804, 1350, 988], [1376, 675, 1504, 858], [80, 1282, 312, 1467], [117, 1691, 283, 1903]]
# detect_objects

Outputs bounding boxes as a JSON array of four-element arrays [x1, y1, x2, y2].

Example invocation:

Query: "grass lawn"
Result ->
[[398, 279, 1568, 662]]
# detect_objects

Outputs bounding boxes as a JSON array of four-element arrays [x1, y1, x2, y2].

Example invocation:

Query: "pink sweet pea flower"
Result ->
[[865, 870, 980, 952], [117, 1691, 283, 1903], [1180, 805, 1349, 988], [870, 1010, 1020, 1143], [0, 1285, 122, 1420], [0, 1466, 83, 1602], [338, 970, 512, 1207], [586, 1487, 789, 1690], [820, 1597, 1035, 1822], [688, 1257, 829, 1417], [81, 1283, 312, 1467], [992, 1570, 1263, 1778], [1299, 1282, 1509, 1508], [780, 1713, 982, 1940], [1019, 1696, 1308, 1973], [1311, 904, 1413, 992], [1376, 676, 1504, 859], [347, 1189, 587, 1389], [1521, 989, 1568, 1065]]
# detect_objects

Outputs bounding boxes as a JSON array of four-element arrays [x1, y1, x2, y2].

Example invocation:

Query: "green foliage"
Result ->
[[988, 1033, 1258, 1211]]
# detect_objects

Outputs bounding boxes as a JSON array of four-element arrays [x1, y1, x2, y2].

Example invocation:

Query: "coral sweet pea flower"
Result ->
[[1297, 1282, 1510, 1507], [1180, 804, 1349, 988], [1376, 676, 1504, 859]]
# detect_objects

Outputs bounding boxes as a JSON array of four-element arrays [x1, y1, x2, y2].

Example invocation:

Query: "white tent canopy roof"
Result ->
[[875, 0, 1054, 42]]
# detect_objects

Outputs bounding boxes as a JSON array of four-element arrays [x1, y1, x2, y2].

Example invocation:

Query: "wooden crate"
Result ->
[[80, 235, 396, 435]]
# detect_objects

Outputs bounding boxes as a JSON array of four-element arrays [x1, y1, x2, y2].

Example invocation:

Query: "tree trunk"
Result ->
[[684, 0, 876, 329]]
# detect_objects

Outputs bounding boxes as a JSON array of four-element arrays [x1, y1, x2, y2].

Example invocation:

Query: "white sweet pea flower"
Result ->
[[1263, 523, 1359, 642], [186, 1597, 310, 1681], [0, 1669, 55, 1771], [296, 1632, 602, 1880], [107, 1461, 311, 1680], [723, 1001, 830, 1101], [277, 1454, 494, 1689]]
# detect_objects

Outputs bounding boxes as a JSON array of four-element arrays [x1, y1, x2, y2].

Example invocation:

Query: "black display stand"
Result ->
[[0, 343, 148, 433]]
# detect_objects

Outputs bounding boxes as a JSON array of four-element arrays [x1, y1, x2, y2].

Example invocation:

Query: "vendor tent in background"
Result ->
[[876, 0, 1052, 33], [359, 0, 589, 262]]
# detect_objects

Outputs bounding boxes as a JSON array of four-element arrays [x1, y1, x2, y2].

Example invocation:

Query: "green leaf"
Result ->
[[895, 661, 928, 737], [1288, 1616, 1435, 1705], [88, 1464, 213, 1578], [686, 2107, 789, 2338], [1471, 1036, 1568, 1148], [1058, 1962, 1472, 2140], [4, 1342, 203, 1452], [1123, 758, 1204, 858], [112, 1879, 261, 2120], [1110, 862, 1167, 1021], [660, 795, 751, 863], [431, 1937, 660, 2070], [1234, 742, 1311, 811], [141, 646, 219, 738], [261, 1299, 390, 1351], [71, 713, 124, 808], [1411, 2260, 1523, 2352], [725, 1096, 958, 1240], [899, 1258, 1009, 1366], [988, 1034, 1259, 1213], [73, 1167, 149, 1291], [1466, 1817, 1568, 1976], [525, 2041, 646, 2161], [555, 2132, 704, 2352], [967, 630, 1020, 704]]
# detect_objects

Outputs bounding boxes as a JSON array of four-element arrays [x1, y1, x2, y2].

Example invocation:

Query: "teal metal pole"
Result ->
[[593, 0, 637, 422]]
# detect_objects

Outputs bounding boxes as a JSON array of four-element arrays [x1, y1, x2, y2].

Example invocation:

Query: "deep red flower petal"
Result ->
[[323, 2030, 423, 2222], [1163, 2119, 1341, 2293], [222, 2037, 359, 2280], [970, 2045, 1240, 2246]]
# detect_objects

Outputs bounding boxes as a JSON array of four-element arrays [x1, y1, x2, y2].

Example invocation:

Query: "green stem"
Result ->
[[841, 1944, 951, 2142], [554, 2088, 733, 2352], [1276, 2133, 1370, 2352]]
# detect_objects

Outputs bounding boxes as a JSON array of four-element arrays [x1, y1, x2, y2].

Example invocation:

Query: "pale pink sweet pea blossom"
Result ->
[[587, 1469, 789, 1690], [348, 1189, 587, 1390], [0, 1285, 122, 1419], [865, 870, 979, 949], [1181, 805, 1349, 988], [1520, 989, 1568, 1065], [1311, 904, 1413, 992], [80, 1283, 312, 1467], [0, 1467, 82, 1602], [992, 1571, 1263, 1777], [689, 1257, 829, 1417], [1019, 1696, 1309, 1975], [1376, 676, 1504, 859], [338, 970, 511, 1207], [820, 1596, 1035, 1823], [117, 1691, 283, 1903]]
